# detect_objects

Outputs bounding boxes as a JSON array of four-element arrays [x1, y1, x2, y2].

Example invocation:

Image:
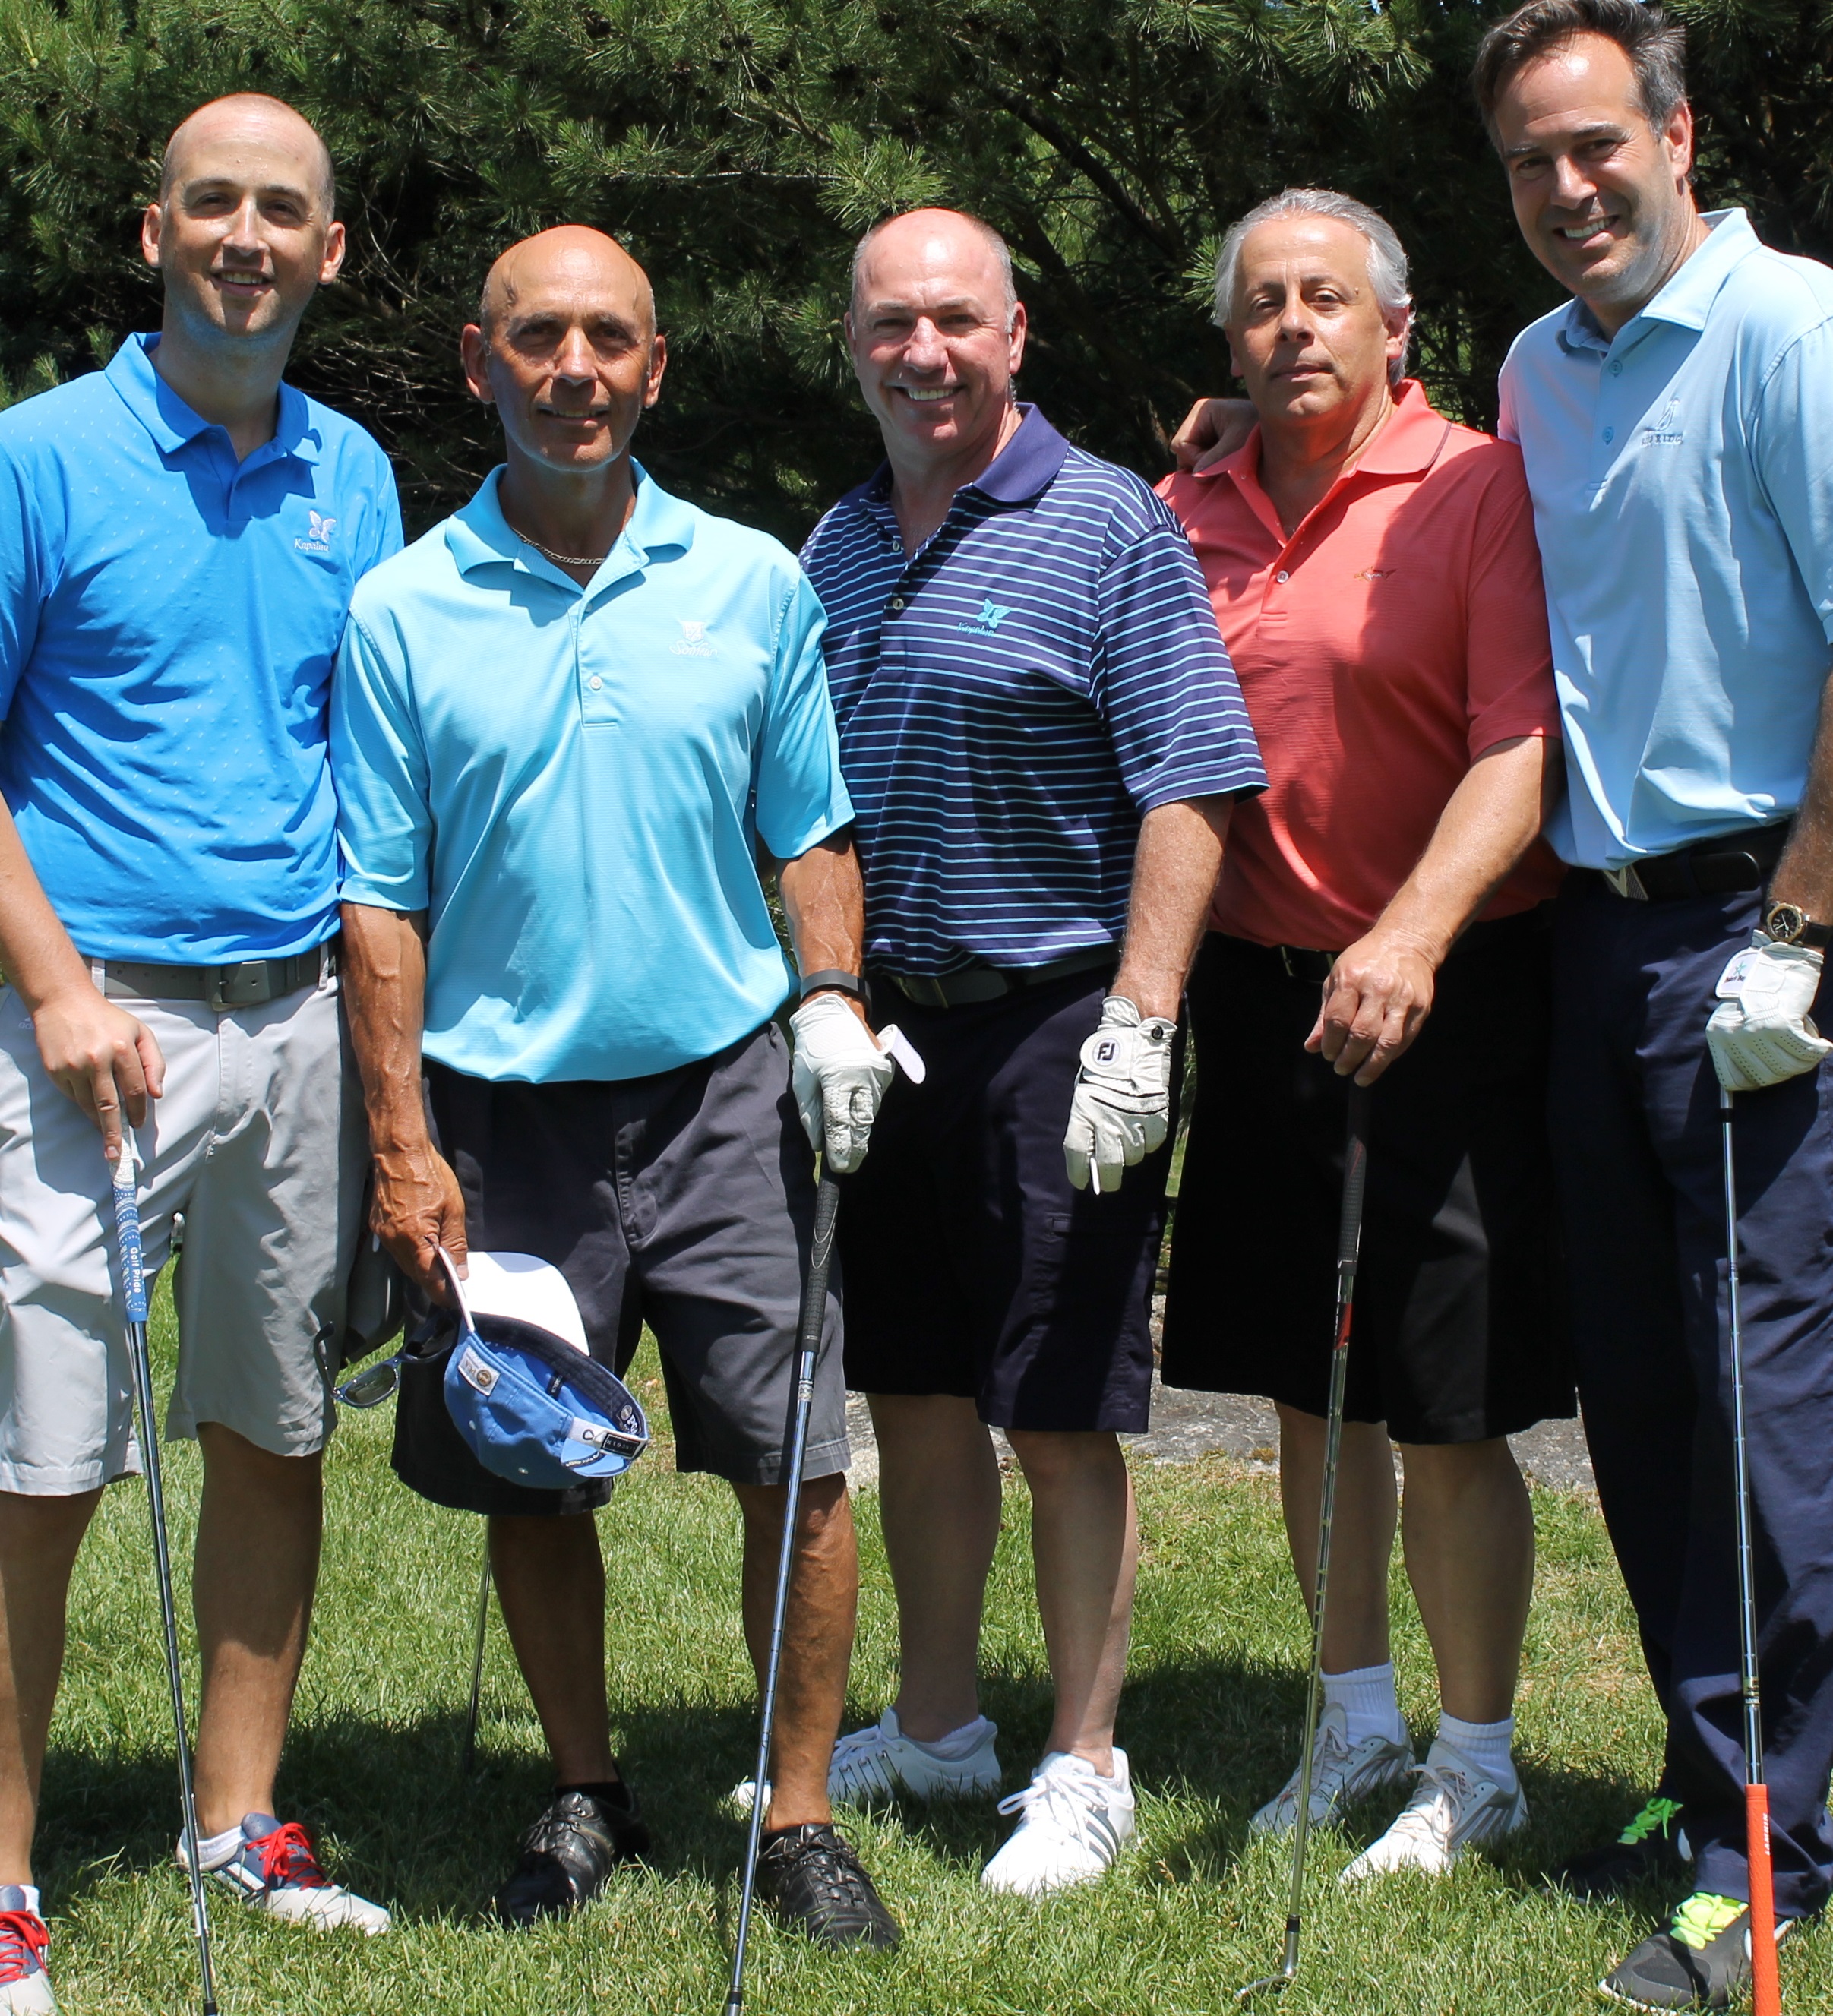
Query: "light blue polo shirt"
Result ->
[[1499, 210, 1833, 871], [332, 465, 852, 1083], [0, 334, 403, 961]]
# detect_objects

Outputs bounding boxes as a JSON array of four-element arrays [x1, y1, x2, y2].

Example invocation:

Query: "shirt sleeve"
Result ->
[[1462, 449, 1563, 759], [1091, 509, 1266, 812], [330, 611, 433, 912], [1750, 315, 1833, 648], [754, 567, 855, 861], [362, 458, 406, 577], [0, 445, 52, 722]]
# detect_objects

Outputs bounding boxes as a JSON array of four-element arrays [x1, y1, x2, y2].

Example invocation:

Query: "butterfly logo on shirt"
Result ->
[[957, 599, 1013, 636], [293, 510, 337, 558], [671, 618, 716, 658]]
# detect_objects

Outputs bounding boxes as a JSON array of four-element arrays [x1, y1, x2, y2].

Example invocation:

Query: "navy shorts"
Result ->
[[838, 969, 1174, 1433], [391, 1021, 849, 1516]]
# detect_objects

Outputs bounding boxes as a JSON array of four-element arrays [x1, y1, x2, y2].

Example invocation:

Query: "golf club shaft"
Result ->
[[1720, 1087, 1781, 2016], [463, 1547, 491, 1773], [1240, 1084, 1370, 2003], [724, 1170, 840, 2016], [112, 1157, 220, 2016]]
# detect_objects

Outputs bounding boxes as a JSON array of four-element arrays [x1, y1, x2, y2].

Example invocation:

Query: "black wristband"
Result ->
[[798, 969, 868, 1003]]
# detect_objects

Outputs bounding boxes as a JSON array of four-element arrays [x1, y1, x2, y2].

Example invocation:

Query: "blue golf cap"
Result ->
[[437, 1252, 649, 1490]]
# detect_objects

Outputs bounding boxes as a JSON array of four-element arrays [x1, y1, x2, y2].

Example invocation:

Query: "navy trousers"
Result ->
[[1550, 874, 1833, 1918]]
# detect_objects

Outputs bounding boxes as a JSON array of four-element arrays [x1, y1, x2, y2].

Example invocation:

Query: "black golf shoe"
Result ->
[[495, 1784, 651, 1926], [755, 1822, 901, 1951], [1553, 1796, 1690, 1901], [1598, 1891, 1791, 2010]]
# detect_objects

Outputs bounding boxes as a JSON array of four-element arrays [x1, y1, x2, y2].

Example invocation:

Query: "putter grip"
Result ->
[[1336, 1088, 1371, 1268], [112, 1178, 150, 1326], [1746, 1783, 1781, 2016]]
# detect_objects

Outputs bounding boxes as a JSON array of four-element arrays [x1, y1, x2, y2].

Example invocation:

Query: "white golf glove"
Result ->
[[789, 994, 904, 1174], [1706, 933, 1833, 1092], [1063, 995, 1176, 1194]]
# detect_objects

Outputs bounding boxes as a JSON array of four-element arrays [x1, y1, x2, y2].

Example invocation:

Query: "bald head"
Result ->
[[159, 94, 334, 214], [478, 226, 655, 345], [850, 209, 1016, 324]]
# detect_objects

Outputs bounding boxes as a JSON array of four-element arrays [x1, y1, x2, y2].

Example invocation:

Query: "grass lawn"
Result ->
[[37, 1281, 1832, 2014]]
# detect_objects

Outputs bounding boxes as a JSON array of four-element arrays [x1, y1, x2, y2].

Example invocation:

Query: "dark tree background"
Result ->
[[2, 0, 1828, 541]]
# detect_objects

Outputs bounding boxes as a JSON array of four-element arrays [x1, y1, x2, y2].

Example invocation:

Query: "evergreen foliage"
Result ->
[[2, 0, 1829, 538]]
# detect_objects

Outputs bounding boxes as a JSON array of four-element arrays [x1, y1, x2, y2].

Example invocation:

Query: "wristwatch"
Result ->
[[1762, 900, 1833, 950]]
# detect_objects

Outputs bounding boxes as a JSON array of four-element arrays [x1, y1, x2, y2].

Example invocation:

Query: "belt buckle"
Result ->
[[895, 973, 947, 1010], [207, 961, 270, 1013], [1604, 864, 1651, 901]]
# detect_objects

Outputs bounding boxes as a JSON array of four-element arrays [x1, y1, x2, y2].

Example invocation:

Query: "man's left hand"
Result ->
[[1707, 934, 1833, 1090], [1308, 930, 1440, 1087], [789, 992, 899, 1172], [1064, 995, 1175, 1193]]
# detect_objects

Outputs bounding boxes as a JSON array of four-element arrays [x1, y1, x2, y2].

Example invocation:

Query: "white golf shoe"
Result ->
[[182, 1813, 391, 1932], [1249, 1702, 1415, 1836], [980, 1749, 1136, 1897], [0, 1889, 55, 2015], [734, 1706, 1003, 1813], [1339, 1739, 1528, 1882]]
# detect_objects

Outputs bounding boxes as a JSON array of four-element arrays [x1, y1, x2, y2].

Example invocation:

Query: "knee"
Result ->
[[737, 1474, 852, 1550], [197, 1423, 322, 1498], [1006, 1429, 1123, 1493], [1397, 1437, 1525, 1500]]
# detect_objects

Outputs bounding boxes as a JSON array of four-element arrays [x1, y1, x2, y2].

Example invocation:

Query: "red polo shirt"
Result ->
[[1158, 379, 1563, 953]]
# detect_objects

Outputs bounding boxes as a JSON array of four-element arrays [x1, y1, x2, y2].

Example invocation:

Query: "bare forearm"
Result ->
[[1114, 797, 1232, 1022], [1767, 666, 1833, 918], [340, 902, 432, 1152], [776, 830, 867, 987], [0, 801, 94, 1009]]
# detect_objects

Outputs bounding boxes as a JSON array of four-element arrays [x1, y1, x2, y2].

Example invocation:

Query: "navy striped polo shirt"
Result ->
[[801, 404, 1265, 975]]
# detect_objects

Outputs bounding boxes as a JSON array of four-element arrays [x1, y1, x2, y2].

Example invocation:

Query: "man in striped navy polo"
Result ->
[[799, 208, 1264, 1894]]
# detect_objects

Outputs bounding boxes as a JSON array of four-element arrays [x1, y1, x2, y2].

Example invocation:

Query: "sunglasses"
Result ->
[[336, 1351, 406, 1408]]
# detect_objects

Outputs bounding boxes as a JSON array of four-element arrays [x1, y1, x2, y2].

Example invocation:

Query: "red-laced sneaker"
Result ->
[[0, 1888, 55, 2015], [180, 1813, 390, 1934]]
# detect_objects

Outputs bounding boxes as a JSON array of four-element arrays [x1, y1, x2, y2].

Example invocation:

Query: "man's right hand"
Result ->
[[371, 1140, 469, 1295], [1169, 397, 1257, 475], [32, 982, 165, 1164]]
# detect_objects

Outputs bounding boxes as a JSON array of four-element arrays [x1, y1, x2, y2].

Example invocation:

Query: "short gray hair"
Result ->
[[1212, 188, 1413, 384], [849, 211, 1018, 327]]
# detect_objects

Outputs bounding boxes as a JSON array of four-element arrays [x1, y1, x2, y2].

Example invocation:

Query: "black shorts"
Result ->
[[839, 969, 1174, 1433], [1159, 915, 1574, 1444], [390, 1022, 849, 1516]]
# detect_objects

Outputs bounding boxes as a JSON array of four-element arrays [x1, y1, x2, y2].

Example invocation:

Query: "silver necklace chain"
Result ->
[[516, 530, 608, 568]]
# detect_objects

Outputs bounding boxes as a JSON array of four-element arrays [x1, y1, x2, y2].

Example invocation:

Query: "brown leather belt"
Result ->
[[91, 940, 336, 1013], [877, 943, 1117, 1010]]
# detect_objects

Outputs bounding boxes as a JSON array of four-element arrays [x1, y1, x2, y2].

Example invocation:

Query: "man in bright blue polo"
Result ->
[[332, 226, 902, 1949], [1474, 3, 1833, 2003], [0, 95, 398, 2004], [796, 209, 1263, 1897]]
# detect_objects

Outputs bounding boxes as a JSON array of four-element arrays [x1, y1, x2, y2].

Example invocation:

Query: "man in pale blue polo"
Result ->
[[1475, 2, 1833, 2002], [331, 226, 902, 1950], [0, 95, 399, 2005]]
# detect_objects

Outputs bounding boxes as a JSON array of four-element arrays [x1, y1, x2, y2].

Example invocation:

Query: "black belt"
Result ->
[[1600, 823, 1789, 902], [877, 944, 1117, 1010], [92, 941, 336, 1013], [1264, 908, 1551, 987]]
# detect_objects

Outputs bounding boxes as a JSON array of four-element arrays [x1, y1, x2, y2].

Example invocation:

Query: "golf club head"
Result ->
[[1235, 1967, 1295, 2003]]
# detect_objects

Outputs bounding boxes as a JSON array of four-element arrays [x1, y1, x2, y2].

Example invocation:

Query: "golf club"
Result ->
[[463, 1546, 492, 1774], [109, 1132, 220, 2016], [722, 1167, 841, 2016], [1719, 1085, 1782, 2016], [1238, 1082, 1372, 2005]]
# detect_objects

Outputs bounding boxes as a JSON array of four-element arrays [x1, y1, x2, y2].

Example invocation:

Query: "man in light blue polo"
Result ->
[[0, 94, 398, 2010], [332, 226, 902, 1949], [1474, 2, 1833, 2004]]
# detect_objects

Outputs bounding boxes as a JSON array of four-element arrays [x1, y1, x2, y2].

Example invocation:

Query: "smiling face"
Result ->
[[845, 211, 1026, 476], [142, 96, 343, 350], [1222, 215, 1407, 433], [1491, 31, 1701, 330], [460, 229, 666, 478]]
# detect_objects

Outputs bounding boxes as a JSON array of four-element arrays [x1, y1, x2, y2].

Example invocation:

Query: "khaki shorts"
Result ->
[[0, 969, 365, 1494]]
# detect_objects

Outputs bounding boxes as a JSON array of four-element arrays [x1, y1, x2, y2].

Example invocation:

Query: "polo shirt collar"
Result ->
[[105, 332, 321, 466], [1555, 207, 1756, 355], [839, 402, 1072, 519], [447, 461, 694, 588], [1203, 377, 1448, 498]]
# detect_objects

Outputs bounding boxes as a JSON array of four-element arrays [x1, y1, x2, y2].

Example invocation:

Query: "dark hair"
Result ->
[[1471, 0, 1688, 139]]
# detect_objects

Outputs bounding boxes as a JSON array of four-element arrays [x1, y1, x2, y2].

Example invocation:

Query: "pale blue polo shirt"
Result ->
[[0, 334, 403, 960], [1499, 210, 1833, 871], [332, 465, 852, 1083]]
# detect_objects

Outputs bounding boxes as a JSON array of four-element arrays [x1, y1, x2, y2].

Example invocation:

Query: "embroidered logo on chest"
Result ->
[[1642, 399, 1684, 447], [957, 599, 1013, 637], [293, 509, 337, 558], [671, 619, 715, 657]]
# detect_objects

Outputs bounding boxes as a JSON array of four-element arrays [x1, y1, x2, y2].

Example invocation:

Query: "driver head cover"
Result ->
[[438, 1251, 649, 1490]]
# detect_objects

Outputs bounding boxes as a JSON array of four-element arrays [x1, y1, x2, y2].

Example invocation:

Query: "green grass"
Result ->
[[37, 1284, 1832, 2014]]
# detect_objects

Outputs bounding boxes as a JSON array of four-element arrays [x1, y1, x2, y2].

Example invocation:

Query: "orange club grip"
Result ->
[[1746, 1782, 1781, 2016]]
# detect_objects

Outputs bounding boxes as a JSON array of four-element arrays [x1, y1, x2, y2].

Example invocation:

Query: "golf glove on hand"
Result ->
[[1063, 994, 1176, 1193], [789, 994, 900, 1174], [1706, 933, 1833, 1092]]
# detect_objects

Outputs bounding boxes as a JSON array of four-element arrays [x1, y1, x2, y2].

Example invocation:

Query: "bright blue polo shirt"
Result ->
[[801, 406, 1264, 974], [1500, 210, 1833, 871], [0, 334, 402, 962], [333, 465, 852, 1083]]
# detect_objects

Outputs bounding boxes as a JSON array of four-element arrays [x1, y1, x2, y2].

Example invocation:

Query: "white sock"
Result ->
[[911, 1714, 994, 1761], [193, 1822, 245, 1871], [1322, 1663, 1407, 1747], [1435, 1711, 1516, 1788], [15, 1885, 40, 1919]]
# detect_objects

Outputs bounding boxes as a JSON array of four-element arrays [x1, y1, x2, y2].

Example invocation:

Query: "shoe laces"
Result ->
[[0, 1910, 47, 1980], [830, 1723, 898, 1799], [1385, 1759, 1484, 1852], [1619, 1796, 1683, 1847], [764, 1825, 874, 1910], [1670, 1891, 1745, 1952], [256, 1821, 329, 1891], [997, 1758, 1104, 1835]]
